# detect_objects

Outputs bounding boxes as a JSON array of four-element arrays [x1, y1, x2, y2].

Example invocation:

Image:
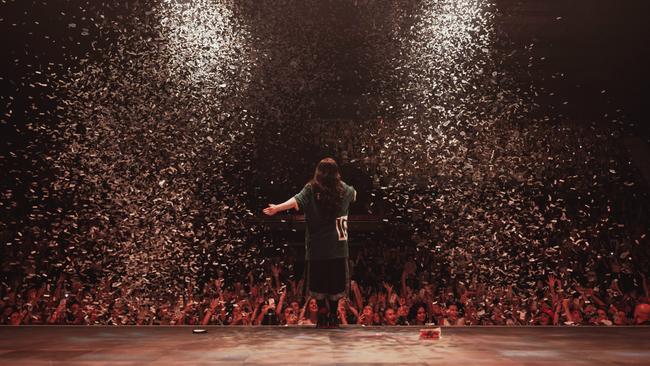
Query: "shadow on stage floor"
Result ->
[[1, 326, 649, 365]]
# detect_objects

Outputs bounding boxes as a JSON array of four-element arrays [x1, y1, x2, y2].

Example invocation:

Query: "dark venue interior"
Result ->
[[1, 0, 649, 364]]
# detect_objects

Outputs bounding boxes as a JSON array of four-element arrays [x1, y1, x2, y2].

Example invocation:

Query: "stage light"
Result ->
[[159, 0, 250, 85]]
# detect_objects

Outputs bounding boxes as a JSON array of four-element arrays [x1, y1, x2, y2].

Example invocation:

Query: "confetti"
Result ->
[[1, 0, 648, 327]]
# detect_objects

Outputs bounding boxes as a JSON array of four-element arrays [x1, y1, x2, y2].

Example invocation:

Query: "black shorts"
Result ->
[[305, 257, 349, 299]]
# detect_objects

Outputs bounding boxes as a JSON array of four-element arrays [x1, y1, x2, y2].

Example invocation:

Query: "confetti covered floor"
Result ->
[[1, 326, 649, 365]]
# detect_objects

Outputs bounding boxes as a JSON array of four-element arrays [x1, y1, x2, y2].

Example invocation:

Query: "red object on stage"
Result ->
[[419, 327, 441, 340]]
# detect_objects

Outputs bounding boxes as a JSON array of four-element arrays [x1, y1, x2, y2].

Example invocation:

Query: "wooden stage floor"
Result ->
[[0, 326, 649, 365]]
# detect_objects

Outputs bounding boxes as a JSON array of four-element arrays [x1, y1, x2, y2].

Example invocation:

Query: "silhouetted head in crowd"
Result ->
[[384, 308, 397, 325], [634, 303, 650, 325]]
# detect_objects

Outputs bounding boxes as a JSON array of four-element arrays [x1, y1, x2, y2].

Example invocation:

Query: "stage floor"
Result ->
[[0, 326, 649, 365]]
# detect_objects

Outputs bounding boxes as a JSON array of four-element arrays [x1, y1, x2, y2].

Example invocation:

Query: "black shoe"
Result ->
[[316, 307, 329, 328], [327, 312, 339, 328]]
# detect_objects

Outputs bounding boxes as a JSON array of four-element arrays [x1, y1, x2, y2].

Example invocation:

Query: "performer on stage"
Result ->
[[263, 157, 356, 328]]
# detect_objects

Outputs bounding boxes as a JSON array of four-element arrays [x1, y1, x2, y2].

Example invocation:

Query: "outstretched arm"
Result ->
[[263, 197, 298, 216]]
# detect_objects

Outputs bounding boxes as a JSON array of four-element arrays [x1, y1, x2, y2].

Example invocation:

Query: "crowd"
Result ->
[[2, 243, 649, 326]]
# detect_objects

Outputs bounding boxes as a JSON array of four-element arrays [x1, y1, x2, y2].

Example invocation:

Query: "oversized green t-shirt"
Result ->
[[294, 182, 356, 260]]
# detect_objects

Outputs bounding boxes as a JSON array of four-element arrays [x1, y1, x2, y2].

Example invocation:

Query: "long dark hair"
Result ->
[[309, 157, 344, 219]]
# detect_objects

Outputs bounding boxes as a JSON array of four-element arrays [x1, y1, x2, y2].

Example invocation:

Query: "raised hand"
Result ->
[[610, 279, 622, 295], [548, 274, 556, 290], [382, 282, 393, 293], [398, 296, 406, 307], [271, 264, 281, 278]]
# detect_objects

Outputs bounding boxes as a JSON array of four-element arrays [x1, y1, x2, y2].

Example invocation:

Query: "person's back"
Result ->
[[263, 157, 356, 328], [294, 181, 355, 261]]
